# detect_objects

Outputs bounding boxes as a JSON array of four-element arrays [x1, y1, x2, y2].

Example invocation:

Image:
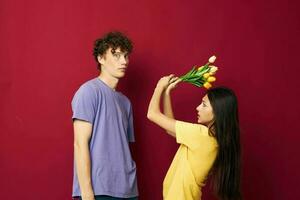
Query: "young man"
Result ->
[[71, 32, 138, 200]]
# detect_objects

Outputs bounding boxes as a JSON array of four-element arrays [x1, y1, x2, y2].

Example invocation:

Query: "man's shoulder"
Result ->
[[77, 78, 102, 92], [81, 77, 100, 87], [72, 78, 103, 99]]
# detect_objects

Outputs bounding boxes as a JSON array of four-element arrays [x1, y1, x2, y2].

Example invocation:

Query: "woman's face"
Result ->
[[196, 95, 214, 125]]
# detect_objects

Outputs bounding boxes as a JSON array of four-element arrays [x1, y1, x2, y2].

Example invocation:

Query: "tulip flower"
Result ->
[[203, 73, 210, 79], [179, 55, 219, 89], [198, 66, 205, 71], [209, 66, 218, 74], [203, 82, 212, 89], [207, 76, 216, 82], [208, 55, 216, 63]]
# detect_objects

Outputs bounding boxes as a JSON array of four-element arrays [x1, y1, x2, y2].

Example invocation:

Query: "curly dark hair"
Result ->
[[93, 31, 133, 70]]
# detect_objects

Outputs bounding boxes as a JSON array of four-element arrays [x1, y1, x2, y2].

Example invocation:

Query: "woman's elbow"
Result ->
[[147, 110, 154, 121], [147, 109, 160, 122]]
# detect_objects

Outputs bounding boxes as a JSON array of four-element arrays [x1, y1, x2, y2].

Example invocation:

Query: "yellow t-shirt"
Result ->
[[163, 121, 218, 200]]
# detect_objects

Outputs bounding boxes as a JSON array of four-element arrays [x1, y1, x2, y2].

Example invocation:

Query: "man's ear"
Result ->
[[97, 55, 105, 65]]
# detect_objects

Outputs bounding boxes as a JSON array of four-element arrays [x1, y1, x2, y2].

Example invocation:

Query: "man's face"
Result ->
[[98, 47, 129, 79]]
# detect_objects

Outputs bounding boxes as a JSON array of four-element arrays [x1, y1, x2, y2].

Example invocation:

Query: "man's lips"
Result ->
[[119, 68, 127, 71]]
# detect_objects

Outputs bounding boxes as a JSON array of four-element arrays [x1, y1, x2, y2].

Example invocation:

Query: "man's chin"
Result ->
[[116, 72, 126, 78]]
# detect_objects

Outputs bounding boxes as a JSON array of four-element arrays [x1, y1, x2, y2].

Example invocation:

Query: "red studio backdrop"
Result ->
[[1, 0, 299, 199]]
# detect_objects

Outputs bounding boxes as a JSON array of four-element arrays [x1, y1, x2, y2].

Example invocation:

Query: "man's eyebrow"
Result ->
[[114, 51, 128, 54]]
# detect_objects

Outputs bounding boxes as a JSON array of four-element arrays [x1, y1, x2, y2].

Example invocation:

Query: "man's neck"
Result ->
[[98, 73, 119, 90]]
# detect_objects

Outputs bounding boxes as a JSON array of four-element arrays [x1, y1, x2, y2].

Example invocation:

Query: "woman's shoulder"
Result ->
[[176, 120, 209, 135]]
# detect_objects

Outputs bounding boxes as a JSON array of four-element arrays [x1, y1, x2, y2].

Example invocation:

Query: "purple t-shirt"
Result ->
[[71, 78, 138, 198]]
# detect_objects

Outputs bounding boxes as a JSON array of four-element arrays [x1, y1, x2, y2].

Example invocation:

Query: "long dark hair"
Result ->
[[207, 87, 242, 200]]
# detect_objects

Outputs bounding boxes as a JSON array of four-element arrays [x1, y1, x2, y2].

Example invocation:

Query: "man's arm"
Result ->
[[73, 120, 95, 200]]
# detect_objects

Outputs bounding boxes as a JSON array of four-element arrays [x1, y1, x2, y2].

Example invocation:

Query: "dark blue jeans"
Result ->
[[78, 196, 138, 200]]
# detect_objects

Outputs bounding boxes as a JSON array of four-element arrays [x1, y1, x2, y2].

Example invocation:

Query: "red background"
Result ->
[[1, 0, 299, 199]]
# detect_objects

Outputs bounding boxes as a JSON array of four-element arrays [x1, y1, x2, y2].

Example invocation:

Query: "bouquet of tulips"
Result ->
[[180, 55, 218, 89]]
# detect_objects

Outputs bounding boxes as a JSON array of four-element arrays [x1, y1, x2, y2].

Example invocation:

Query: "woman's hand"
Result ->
[[156, 74, 174, 90], [165, 76, 181, 95], [156, 74, 181, 91]]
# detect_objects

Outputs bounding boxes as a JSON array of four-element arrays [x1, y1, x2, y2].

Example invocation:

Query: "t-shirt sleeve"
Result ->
[[71, 85, 97, 124], [127, 104, 135, 142], [175, 120, 210, 149]]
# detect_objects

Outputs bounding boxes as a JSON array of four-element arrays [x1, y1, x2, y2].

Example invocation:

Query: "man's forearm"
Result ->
[[74, 143, 95, 200]]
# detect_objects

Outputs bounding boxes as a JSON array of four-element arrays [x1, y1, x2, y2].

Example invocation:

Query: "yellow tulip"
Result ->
[[207, 76, 216, 82], [203, 82, 212, 89], [203, 73, 210, 79], [209, 66, 218, 73], [198, 66, 205, 71]]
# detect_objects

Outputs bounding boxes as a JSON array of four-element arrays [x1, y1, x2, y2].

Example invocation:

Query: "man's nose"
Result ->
[[120, 55, 128, 64]]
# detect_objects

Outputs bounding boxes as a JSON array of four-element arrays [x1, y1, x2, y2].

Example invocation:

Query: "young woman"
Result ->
[[147, 75, 241, 200]]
